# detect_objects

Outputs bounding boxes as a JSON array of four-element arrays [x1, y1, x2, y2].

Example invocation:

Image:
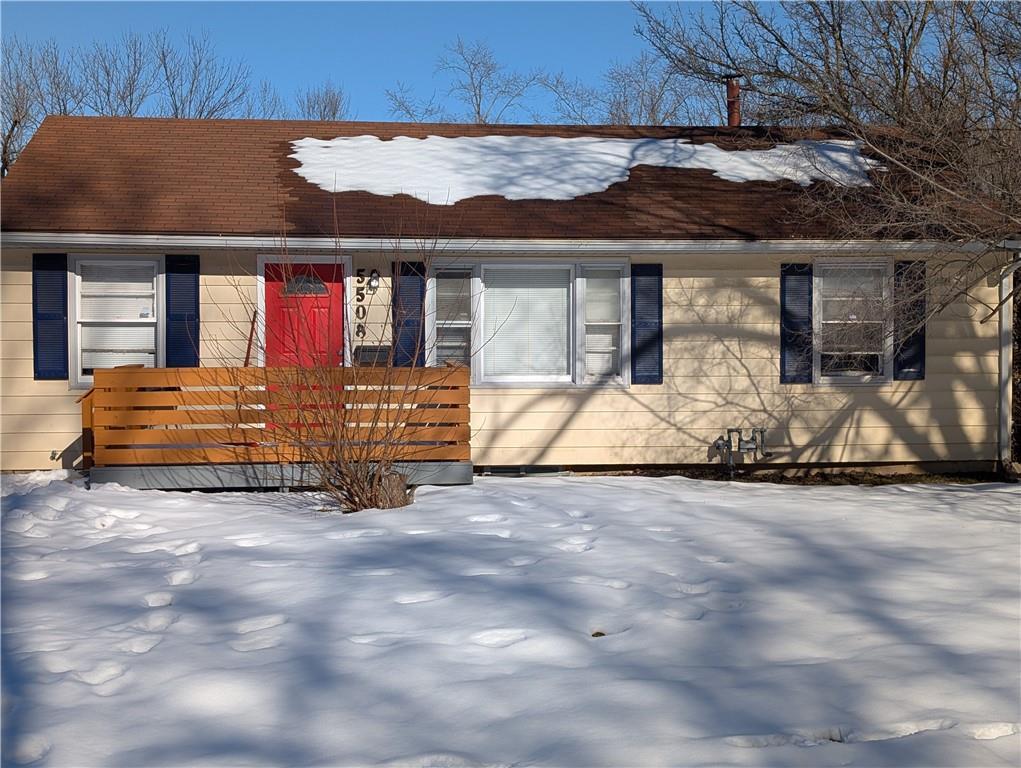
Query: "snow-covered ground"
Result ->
[[2, 472, 1019, 767]]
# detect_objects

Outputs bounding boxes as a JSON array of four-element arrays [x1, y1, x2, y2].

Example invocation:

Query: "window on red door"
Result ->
[[264, 263, 344, 367]]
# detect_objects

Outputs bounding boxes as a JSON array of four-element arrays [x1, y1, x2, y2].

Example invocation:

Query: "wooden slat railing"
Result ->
[[83, 366, 470, 468]]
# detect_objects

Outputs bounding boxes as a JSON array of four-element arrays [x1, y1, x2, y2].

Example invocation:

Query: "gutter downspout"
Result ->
[[998, 243, 1021, 472]]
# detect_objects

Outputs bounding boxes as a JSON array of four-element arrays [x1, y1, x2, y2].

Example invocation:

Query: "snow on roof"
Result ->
[[289, 134, 880, 204]]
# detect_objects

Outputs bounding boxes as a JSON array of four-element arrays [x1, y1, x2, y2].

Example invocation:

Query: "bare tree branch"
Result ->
[[1, 37, 37, 176], [295, 80, 350, 121], [81, 32, 155, 116], [152, 30, 251, 118]]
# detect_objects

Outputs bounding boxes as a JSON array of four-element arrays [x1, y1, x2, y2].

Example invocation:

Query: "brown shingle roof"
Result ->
[[1, 116, 848, 240]]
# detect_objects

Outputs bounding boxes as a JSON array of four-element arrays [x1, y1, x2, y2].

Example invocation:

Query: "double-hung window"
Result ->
[[433, 269, 473, 366], [71, 258, 162, 386], [813, 259, 892, 384], [428, 261, 629, 386]]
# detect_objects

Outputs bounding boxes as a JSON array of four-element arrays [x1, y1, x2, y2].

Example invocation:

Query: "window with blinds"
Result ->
[[583, 267, 622, 381], [75, 261, 159, 377], [434, 269, 472, 366], [482, 267, 571, 381]]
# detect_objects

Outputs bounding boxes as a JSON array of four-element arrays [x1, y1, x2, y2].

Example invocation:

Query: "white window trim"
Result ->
[[812, 257, 893, 386], [255, 253, 354, 368], [67, 255, 165, 389], [426, 258, 631, 388]]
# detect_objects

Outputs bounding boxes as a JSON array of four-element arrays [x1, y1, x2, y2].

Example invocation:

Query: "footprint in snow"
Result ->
[[553, 536, 596, 553], [3, 517, 36, 533], [461, 567, 504, 576], [230, 614, 287, 652], [131, 609, 178, 633], [8, 570, 49, 582], [174, 542, 202, 556], [8, 734, 50, 766], [235, 614, 287, 634], [565, 509, 590, 519], [569, 575, 630, 590], [470, 628, 528, 648], [230, 635, 281, 652], [231, 537, 272, 548], [72, 661, 128, 686], [165, 569, 197, 586], [505, 556, 541, 567], [348, 633, 406, 646], [464, 528, 514, 539], [697, 554, 728, 564], [467, 513, 505, 523], [394, 591, 450, 605], [325, 528, 387, 540], [117, 635, 163, 655], [674, 581, 713, 595], [142, 591, 174, 608], [249, 560, 300, 568], [663, 604, 706, 621]]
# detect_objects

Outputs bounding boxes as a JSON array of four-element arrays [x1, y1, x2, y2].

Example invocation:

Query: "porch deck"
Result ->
[[80, 366, 472, 490]]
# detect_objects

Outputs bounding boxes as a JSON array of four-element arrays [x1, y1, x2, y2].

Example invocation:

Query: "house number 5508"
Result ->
[[354, 269, 367, 338]]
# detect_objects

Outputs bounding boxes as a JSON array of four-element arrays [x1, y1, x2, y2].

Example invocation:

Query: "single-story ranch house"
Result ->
[[0, 116, 1015, 487]]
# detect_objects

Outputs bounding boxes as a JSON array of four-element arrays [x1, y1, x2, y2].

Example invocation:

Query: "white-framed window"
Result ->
[[433, 268, 473, 367], [426, 260, 630, 386], [69, 257, 164, 387], [813, 258, 893, 384]]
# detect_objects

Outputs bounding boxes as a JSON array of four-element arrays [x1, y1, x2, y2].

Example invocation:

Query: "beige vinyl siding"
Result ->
[[0, 248, 1003, 471], [469, 254, 1001, 467]]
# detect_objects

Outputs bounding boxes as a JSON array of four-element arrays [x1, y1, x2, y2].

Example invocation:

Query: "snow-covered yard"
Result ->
[[2, 473, 1019, 767]]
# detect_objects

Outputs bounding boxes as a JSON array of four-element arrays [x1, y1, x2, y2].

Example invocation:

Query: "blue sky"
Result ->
[[2, 1, 654, 119]]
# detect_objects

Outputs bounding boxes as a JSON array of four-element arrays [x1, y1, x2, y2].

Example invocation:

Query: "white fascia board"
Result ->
[[0, 231, 987, 255]]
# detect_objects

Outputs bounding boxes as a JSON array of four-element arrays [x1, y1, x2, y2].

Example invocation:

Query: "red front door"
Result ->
[[265, 263, 344, 367]]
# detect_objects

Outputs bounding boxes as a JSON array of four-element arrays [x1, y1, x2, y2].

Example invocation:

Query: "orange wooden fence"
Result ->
[[80, 366, 471, 468]]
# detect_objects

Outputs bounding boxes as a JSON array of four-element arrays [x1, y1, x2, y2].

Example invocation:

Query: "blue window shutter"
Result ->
[[894, 260, 926, 380], [631, 264, 663, 385], [165, 255, 200, 367], [392, 261, 425, 367], [32, 254, 69, 380], [780, 263, 813, 383]]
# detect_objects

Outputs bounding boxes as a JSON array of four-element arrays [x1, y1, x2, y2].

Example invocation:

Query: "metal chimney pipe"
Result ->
[[725, 77, 741, 127]]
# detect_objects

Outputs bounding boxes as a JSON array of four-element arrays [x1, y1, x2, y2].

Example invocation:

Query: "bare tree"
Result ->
[[295, 80, 350, 121], [32, 39, 87, 117], [152, 30, 251, 118], [386, 81, 451, 122], [81, 32, 155, 116], [388, 38, 540, 124], [2, 38, 38, 176], [635, 1, 1021, 252], [542, 50, 719, 125], [243, 80, 288, 119]]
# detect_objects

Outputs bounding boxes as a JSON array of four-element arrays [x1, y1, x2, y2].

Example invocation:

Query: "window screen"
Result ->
[[817, 263, 888, 378]]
